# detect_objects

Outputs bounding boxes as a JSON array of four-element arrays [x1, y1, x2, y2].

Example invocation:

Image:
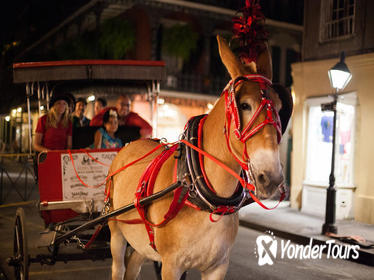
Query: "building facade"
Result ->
[[2, 1, 303, 189], [291, 0, 374, 224]]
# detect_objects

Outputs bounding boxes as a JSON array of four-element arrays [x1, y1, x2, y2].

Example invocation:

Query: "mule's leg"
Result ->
[[161, 261, 183, 280], [124, 249, 146, 280], [109, 222, 127, 280], [124, 243, 134, 267], [201, 261, 229, 280]]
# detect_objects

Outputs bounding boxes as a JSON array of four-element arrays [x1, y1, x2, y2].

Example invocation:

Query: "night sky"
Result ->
[[0, 1, 90, 112], [0, 0, 89, 57]]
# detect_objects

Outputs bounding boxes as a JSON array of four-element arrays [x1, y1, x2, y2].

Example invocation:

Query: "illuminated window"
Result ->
[[304, 93, 356, 187]]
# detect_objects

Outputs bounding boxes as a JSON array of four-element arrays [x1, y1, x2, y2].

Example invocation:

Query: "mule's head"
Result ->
[[217, 35, 292, 198]]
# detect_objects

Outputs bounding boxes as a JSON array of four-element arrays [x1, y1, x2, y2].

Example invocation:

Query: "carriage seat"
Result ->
[[72, 125, 141, 149]]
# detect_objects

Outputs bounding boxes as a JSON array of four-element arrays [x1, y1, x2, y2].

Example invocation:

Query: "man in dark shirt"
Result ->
[[72, 98, 90, 127]]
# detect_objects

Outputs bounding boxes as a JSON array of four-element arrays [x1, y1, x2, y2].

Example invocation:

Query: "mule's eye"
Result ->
[[240, 103, 252, 111]]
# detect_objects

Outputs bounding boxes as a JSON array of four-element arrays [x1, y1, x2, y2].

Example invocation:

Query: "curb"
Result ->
[[239, 219, 374, 267]]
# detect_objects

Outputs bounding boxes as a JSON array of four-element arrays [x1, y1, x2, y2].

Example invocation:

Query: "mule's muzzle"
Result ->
[[255, 170, 284, 198]]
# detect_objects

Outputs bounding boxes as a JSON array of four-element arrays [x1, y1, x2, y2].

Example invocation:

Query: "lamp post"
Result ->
[[321, 52, 352, 235]]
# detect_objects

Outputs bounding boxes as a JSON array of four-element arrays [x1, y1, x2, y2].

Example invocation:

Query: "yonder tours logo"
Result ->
[[255, 231, 360, 266]]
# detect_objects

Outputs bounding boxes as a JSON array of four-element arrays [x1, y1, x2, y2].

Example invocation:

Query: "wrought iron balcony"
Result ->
[[186, 0, 242, 10], [162, 73, 228, 95]]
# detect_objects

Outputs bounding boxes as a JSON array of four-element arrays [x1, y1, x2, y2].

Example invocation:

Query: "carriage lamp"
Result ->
[[322, 52, 352, 235]]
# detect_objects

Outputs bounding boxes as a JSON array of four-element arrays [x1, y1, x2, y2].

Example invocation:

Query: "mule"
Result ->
[[108, 35, 291, 280]]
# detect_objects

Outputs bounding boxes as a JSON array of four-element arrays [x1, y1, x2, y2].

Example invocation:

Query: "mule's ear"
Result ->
[[217, 35, 245, 79], [256, 43, 272, 81]]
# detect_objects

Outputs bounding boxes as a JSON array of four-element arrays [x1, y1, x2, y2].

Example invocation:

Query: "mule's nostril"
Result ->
[[257, 173, 268, 185]]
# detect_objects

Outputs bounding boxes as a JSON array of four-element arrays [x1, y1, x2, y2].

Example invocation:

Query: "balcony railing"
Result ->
[[186, 0, 242, 10], [162, 73, 228, 95], [186, 0, 303, 25]]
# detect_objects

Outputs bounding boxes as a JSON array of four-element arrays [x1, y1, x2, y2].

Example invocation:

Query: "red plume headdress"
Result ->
[[231, 0, 268, 64]]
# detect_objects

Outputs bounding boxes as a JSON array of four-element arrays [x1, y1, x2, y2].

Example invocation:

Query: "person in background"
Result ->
[[33, 93, 72, 152], [92, 109, 122, 149], [65, 92, 76, 115], [94, 97, 107, 116], [116, 95, 152, 138], [72, 97, 90, 127], [90, 97, 108, 126]]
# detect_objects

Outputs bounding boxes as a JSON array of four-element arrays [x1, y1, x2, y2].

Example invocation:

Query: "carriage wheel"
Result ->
[[13, 208, 29, 280]]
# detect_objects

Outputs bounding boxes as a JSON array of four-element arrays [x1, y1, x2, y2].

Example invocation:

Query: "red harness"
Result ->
[[223, 74, 282, 170], [109, 144, 189, 251]]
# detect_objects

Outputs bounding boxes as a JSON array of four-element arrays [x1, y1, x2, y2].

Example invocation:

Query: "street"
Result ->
[[0, 202, 373, 280]]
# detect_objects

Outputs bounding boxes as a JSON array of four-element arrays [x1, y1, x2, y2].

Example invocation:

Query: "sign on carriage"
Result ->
[[61, 151, 117, 201]]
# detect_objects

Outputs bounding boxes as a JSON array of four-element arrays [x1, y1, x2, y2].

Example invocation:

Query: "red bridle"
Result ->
[[223, 74, 282, 170]]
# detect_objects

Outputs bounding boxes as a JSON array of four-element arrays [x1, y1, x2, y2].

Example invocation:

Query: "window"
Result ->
[[320, 0, 355, 42], [304, 93, 356, 187]]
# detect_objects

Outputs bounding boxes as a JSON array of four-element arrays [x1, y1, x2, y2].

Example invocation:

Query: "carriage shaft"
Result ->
[[51, 181, 182, 247]]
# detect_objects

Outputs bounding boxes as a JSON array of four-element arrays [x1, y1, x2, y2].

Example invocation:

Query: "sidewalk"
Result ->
[[0, 157, 37, 204], [239, 201, 374, 266]]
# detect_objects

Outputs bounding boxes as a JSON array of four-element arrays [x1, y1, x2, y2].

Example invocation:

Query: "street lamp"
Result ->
[[328, 52, 352, 90], [322, 52, 352, 235]]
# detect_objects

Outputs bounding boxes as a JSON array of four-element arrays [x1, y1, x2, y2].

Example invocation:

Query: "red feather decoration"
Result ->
[[232, 0, 268, 64]]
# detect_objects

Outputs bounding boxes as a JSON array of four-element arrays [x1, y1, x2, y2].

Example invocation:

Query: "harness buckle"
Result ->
[[278, 184, 286, 195], [102, 200, 110, 215], [137, 182, 146, 194], [188, 184, 197, 198]]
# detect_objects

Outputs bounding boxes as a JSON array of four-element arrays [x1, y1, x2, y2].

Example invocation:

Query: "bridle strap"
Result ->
[[223, 74, 282, 169]]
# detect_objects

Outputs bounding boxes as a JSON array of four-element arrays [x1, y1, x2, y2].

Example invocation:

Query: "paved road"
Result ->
[[0, 202, 373, 280]]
